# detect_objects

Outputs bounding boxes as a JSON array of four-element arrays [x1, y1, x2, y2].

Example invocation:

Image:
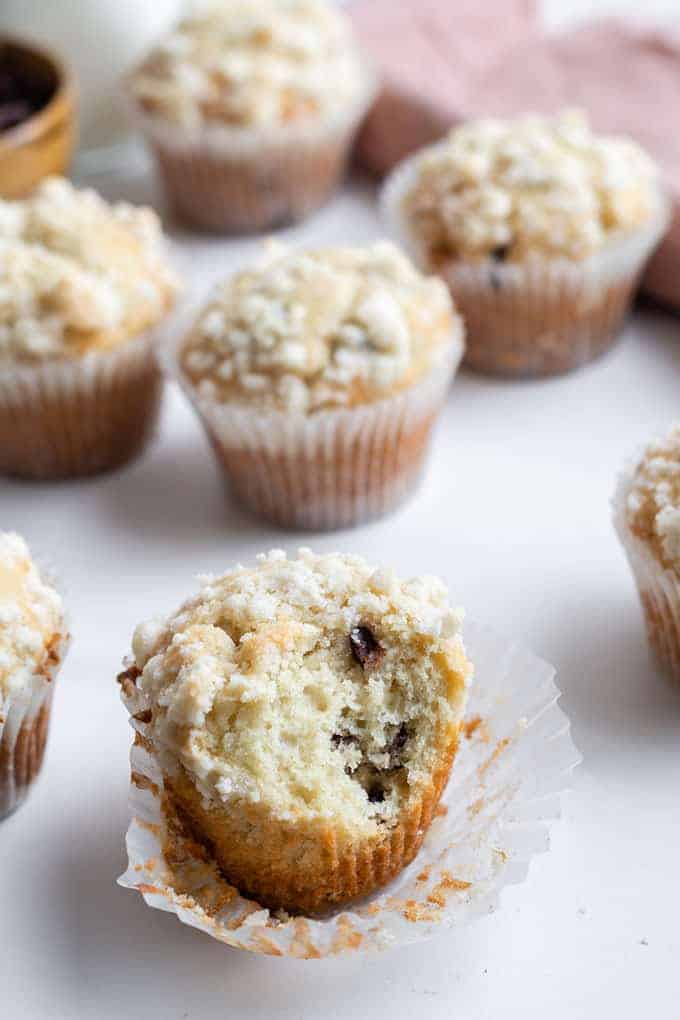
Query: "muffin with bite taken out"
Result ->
[[118, 549, 473, 915]]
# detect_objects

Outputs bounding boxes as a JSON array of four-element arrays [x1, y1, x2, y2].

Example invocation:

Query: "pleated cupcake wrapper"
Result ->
[[118, 620, 580, 957], [169, 334, 462, 531], [0, 331, 163, 480], [381, 148, 671, 377], [0, 632, 67, 820], [131, 64, 378, 233], [613, 465, 680, 685]]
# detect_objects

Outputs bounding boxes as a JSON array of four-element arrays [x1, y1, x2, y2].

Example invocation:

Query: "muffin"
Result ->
[[128, 0, 377, 233], [382, 110, 669, 377], [0, 177, 179, 480], [170, 240, 464, 530], [118, 549, 472, 915], [614, 425, 680, 685], [0, 533, 67, 819]]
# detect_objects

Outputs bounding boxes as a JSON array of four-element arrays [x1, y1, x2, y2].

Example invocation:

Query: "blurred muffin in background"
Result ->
[[127, 0, 377, 233], [0, 177, 178, 480], [383, 110, 669, 378], [169, 240, 464, 529], [614, 425, 680, 686], [0, 532, 67, 820]]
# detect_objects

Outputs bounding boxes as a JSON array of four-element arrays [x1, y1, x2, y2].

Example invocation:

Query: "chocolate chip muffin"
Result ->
[[0, 532, 67, 819], [171, 241, 464, 530], [119, 549, 472, 915], [127, 0, 376, 232], [614, 425, 680, 684], [383, 110, 668, 377], [0, 177, 178, 479]]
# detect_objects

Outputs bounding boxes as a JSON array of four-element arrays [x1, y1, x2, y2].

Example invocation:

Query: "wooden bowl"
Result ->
[[0, 36, 76, 199]]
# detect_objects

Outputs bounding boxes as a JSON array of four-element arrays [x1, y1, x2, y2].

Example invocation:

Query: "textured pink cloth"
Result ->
[[352, 7, 680, 308], [468, 20, 680, 308], [351, 0, 539, 175]]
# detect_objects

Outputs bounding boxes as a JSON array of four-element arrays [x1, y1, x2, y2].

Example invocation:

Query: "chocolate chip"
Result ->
[[491, 244, 511, 262], [117, 665, 142, 698], [349, 626, 384, 671], [385, 722, 410, 768], [489, 245, 511, 292], [367, 783, 385, 804], [331, 732, 358, 750]]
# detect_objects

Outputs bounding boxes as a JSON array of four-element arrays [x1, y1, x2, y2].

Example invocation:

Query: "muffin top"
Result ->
[[626, 425, 680, 577], [0, 177, 178, 364], [180, 241, 459, 413], [400, 110, 661, 263], [129, 0, 367, 131], [0, 533, 64, 703], [124, 549, 471, 836]]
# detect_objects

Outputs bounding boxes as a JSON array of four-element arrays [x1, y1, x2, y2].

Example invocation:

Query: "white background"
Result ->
[[2, 2, 680, 1018]]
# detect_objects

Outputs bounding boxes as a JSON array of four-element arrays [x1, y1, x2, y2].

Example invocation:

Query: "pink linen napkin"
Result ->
[[351, 0, 540, 175], [352, 6, 680, 309], [467, 20, 680, 308]]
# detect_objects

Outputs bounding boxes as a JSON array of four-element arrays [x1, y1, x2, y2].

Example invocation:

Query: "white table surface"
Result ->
[[2, 149, 680, 1018]]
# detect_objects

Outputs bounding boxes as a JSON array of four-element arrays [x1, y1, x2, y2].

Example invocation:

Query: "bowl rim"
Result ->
[[0, 33, 76, 152]]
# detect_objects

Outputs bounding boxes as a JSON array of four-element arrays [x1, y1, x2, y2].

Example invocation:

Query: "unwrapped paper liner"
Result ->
[[118, 621, 580, 957]]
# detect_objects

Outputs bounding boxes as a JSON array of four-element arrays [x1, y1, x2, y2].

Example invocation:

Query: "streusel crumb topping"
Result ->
[[0, 533, 63, 702], [128, 549, 471, 832], [402, 110, 660, 263], [129, 0, 366, 130], [181, 241, 458, 412], [0, 177, 178, 363], [626, 425, 680, 575]]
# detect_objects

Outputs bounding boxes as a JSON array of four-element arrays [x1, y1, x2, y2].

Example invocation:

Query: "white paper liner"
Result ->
[[0, 330, 164, 480], [162, 325, 464, 530], [0, 630, 68, 820], [381, 146, 671, 377], [613, 457, 680, 684], [118, 621, 580, 957], [130, 63, 378, 232]]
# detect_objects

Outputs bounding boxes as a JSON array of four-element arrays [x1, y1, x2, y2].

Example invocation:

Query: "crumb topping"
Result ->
[[626, 425, 680, 575], [127, 549, 472, 833], [402, 110, 661, 263], [0, 533, 63, 702], [0, 177, 178, 363], [129, 0, 366, 130], [180, 241, 458, 412]]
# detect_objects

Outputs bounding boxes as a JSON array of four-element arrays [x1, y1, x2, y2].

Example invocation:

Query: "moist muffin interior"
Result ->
[[130, 550, 471, 838]]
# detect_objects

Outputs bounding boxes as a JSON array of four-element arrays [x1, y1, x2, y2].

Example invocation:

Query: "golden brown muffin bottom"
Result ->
[[161, 726, 460, 917]]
